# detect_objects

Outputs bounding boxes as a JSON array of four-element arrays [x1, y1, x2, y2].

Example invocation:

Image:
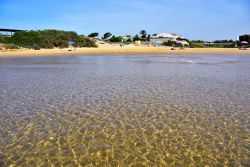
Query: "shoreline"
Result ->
[[1, 47, 250, 57]]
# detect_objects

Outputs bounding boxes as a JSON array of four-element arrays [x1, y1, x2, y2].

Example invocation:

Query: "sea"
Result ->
[[0, 54, 249, 166]]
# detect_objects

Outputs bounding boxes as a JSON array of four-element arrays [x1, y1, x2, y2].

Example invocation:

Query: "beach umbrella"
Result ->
[[68, 41, 76, 45], [241, 41, 248, 44]]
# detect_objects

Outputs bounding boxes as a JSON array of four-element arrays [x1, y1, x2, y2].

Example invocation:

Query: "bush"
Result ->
[[32, 44, 40, 50], [0, 35, 11, 44], [125, 38, 133, 43], [3, 44, 19, 50], [133, 35, 141, 42], [0, 35, 4, 43], [190, 42, 205, 48], [7, 31, 41, 48], [78, 36, 98, 47], [109, 36, 123, 42], [223, 43, 235, 48], [163, 41, 177, 46], [204, 43, 235, 48], [4, 30, 97, 49]]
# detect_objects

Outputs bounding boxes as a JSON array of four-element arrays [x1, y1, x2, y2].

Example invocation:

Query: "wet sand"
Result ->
[[0, 47, 250, 57]]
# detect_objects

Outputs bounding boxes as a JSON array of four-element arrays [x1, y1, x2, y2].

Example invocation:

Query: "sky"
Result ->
[[0, 0, 249, 41]]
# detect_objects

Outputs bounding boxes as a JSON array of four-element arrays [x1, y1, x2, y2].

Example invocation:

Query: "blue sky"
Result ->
[[0, 0, 249, 40]]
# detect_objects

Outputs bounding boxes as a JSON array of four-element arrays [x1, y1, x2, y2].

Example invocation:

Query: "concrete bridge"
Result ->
[[0, 28, 25, 36]]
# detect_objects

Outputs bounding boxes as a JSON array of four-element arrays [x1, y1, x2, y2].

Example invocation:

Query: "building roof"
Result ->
[[176, 40, 189, 45], [151, 33, 182, 39]]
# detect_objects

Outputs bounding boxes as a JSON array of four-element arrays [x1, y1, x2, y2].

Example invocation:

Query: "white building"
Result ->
[[150, 33, 188, 46]]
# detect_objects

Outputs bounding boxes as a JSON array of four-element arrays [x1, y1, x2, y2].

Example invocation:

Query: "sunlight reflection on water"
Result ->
[[0, 54, 249, 166]]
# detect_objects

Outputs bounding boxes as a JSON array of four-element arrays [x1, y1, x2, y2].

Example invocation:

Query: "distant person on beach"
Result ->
[[120, 43, 124, 48]]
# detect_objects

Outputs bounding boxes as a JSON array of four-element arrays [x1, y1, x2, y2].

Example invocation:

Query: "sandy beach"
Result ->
[[0, 44, 250, 57]]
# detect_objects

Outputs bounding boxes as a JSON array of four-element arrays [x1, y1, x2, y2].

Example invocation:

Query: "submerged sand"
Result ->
[[0, 44, 250, 57], [1, 55, 249, 166]]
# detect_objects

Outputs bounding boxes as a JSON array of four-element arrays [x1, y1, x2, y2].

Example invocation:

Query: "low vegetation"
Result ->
[[162, 41, 177, 47], [109, 36, 123, 43], [190, 40, 237, 48], [1, 29, 245, 49], [189, 42, 205, 48], [205, 43, 235, 48], [0, 30, 97, 49], [1, 43, 19, 50]]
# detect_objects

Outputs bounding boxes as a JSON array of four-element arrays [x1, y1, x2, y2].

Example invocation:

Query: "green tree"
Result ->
[[109, 36, 123, 42], [146, 34, 151, 41], [102, 32, 112, 40], [140, 30, 147, 39], [88, 32, 99, 38], [133, 35, 141, 41], [125, 38, 133, 43]]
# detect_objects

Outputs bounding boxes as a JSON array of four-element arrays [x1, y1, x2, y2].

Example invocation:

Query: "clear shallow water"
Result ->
[[0, 54, 249, 167]]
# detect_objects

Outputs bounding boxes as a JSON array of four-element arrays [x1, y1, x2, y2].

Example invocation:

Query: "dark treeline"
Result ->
[[189, 39, 237, 48], [239, 35, 250, 43], [0, 30, 97, 49]]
